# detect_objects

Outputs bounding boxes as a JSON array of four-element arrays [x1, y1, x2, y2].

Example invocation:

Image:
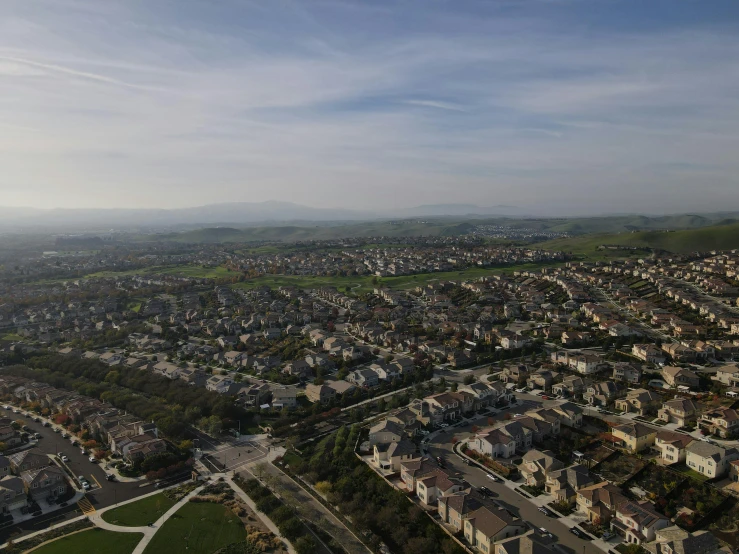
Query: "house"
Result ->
[[685, 442, 739, 479], [8, 451, 49, 473], [611, 500, 669, 545], [369, 419, 404, 446], [399, 459, 464, 505], [643, 525, 721, 554], [552, 376, 586, 398], [305, 383, 336, 404], [0, 476, 26, 513], [372, 440, 417, 472], [271, 387, 297, 410], [553, 402, 584, 427], [654, 431, 694, 465], [615, 388, 662, 415], [519, 449, 563, 487], [463, 505, 528, 552], [501, 365, 529, 385], [662, 366, 700, 389], [0, 456, 9, 478], [494, 534, 556, 554], [21, 465, 67, 502], [205, 374, 234, 394], [632, 344, 666, 365], [119, 435, 168, 464], [284, 359, 312, 379], [346, 369, 379, 388], [467, 426, 520, 460], [612, 422, 657, 453], [243, 383, 272, 407], [699, 407, 739, 438], [583, 381, 624, 407], [613, 362, 643, 384], [438, 490, 485, 533], [544, 464, 594, 504], [325, 379, 356, 396], [658, 397, 698, 427], [715, 365, 739, 387], [576, 481, 627, 523], [526, 370, 555, 391]]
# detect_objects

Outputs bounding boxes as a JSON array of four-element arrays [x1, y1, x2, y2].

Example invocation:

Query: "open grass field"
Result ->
[[231, 261, 565, 293], [102, 493, 176, 527], [31, 528, 143, 554], [142, 501, 246, 554], [539, 221, 739, 257]]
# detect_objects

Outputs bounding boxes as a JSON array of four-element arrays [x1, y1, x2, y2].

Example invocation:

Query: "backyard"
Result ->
[[142, 501, 246, 554], [595, 452, 647, 485], [102, 493, 176, 527], [629, 464, 684, 499], [31, 528, 143, 554]]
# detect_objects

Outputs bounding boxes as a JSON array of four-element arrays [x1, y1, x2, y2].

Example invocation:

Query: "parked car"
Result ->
[[486, 473, 499, 482], [105, 474, 116, 482], [60, 455, 69, 463], [539, 528, 553, 538], [82, 482, 91, 490], [478, 486, 492, 497], [89, 456, 97, 463]]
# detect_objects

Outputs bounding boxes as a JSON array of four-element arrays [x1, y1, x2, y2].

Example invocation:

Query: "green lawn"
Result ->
[[231, 261, 564, 293], [102, 493, 176, 527], [32, 528, 143, 554], [142, 501, 246, 554]]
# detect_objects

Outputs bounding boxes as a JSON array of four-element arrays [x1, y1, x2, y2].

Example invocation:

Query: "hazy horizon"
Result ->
[[2, 0, 739, 214]]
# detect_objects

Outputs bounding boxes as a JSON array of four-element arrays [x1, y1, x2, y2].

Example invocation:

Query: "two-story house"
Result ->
[[369, 419, 404, 446], [654, 431, 694, 465], [699, 407, 739, 439], [271, 386, 297, 410], [612, 423, 657, 453], [612, 362, 643, 384], [552, 376, 586, 398], [205, 374, 234, 394], [615, 389, 662, 416], [576, 481, 627, 523], [685, 442, 739, 479], [519, 450, 563, 488], [611, 500, 669, 545], [0, 476, 25, 513], [305, 383, 336, 405], [372, 440, 417, 472], [545, 464, 594, 504], [21, 466, 67, 502], [657, 397, 698, 427], [662, 366, 700, 389], [463, 506, 528, 553]]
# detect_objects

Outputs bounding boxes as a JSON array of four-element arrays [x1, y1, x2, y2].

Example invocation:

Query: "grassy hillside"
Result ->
[[135, 212, 739, 244], [539, 221, 739, 257]]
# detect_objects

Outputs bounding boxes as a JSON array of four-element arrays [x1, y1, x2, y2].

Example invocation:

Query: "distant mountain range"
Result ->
[[0, 201, 528, 230]]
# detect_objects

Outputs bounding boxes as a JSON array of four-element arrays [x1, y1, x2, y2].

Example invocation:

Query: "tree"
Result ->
[[0, 442, 6, 453], [295, 536, 317, 554], [463, 374, 475, 385], [450, 382, 458, 392]]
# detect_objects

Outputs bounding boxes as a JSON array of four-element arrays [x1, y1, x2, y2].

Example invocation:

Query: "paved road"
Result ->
[[426, 415, 603, 554], [0, 407, 152, 544]]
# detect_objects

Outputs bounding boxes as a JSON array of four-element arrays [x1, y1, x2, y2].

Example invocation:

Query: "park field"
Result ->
[[142, 501, 246, 554], [31, 528, 143, 554], [231, 261, 564, 294], [102, 492, 176, 527]]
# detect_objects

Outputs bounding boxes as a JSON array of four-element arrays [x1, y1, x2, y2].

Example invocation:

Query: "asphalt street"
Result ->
[[424, 397, 604, 554], [0, 406, 153, 544]]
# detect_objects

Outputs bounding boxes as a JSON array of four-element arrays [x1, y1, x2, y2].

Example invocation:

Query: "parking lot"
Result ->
[[0, 406, 155, 544]]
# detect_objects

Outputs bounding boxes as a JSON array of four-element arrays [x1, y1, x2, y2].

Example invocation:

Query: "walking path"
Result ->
[[223, 473, 297, 554], [91, 485, 204, 554]]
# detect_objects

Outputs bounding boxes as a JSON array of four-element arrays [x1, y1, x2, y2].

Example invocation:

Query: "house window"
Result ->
[[32, 483, 38, 488], [58, 486, 65, 493]]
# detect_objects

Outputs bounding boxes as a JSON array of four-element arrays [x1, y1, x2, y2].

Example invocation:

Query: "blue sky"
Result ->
[[1, 0, 738, 215]]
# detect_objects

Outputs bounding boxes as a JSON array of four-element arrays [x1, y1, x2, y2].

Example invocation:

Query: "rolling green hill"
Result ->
[[136, 211, 739, 244], [539, 221, 739, 257]]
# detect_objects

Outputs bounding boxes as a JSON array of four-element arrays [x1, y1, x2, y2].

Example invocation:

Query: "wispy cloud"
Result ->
[[0, 0, 738, 214]]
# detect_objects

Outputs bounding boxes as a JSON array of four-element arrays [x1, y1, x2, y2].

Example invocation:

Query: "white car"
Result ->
[[60, 455, 69, 463], [89, 456, 97, 463], [486, 473, 499, 482], [440, 423, 449, 428]]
